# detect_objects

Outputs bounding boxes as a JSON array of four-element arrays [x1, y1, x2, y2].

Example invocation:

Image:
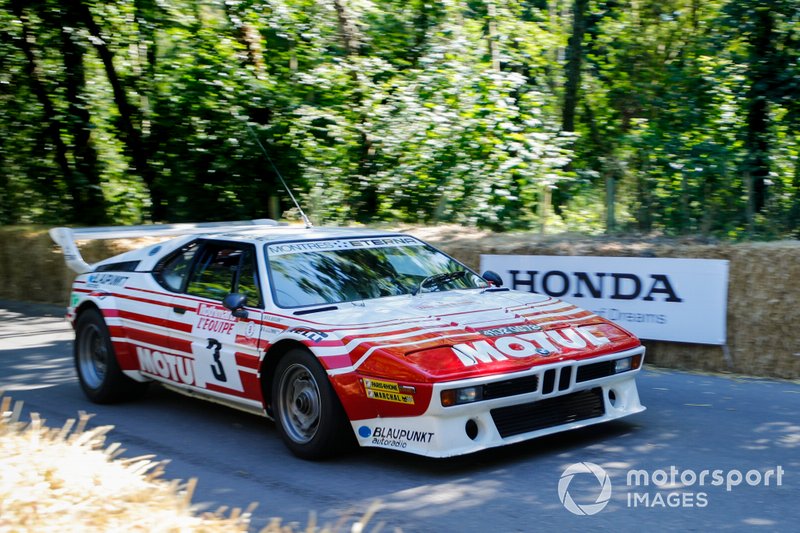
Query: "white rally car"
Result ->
[[51, 221, 645, 459]]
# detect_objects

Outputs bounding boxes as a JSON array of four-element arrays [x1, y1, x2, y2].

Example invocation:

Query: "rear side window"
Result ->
[[95, 260, 140, 273], [154, 242, 199, 292]]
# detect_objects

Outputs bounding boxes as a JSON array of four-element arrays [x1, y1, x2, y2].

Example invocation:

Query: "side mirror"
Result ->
[[481, 270, 504, 287], [223, 293, 249, 319]]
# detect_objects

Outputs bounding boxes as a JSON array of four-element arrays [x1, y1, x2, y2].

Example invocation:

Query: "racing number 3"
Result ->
[[191, 336, 243, 392], [207, 338, 226, 382]]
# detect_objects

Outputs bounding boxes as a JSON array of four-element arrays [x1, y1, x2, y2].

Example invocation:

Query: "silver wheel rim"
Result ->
[[277, 363, 321, 444], [78, 323, 107, 389]]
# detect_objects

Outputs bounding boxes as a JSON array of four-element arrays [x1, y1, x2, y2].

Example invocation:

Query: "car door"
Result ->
[[160, 240, 264, 401]]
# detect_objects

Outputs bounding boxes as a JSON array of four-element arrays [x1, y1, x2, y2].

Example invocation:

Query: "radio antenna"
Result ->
[[241, 117, 313, 228]]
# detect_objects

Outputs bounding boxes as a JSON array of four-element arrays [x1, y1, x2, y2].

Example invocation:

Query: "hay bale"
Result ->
[[0, 227, 68, 304], [2, 225, 798, 379], [0, 228, 167, 305]]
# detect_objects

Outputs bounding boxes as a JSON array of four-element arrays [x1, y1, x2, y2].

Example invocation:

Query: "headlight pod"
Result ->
[[615, 357, 632, 373], [441, 386, 483, 407], [440, 374, 539, 407], [615, 353, 643, 373]]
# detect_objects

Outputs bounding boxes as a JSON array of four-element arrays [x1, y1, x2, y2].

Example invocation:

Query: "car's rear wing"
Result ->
[[49, 219, 280, 274]]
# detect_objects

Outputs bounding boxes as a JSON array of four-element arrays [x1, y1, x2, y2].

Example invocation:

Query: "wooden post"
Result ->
[[606, 175, 616, 234]]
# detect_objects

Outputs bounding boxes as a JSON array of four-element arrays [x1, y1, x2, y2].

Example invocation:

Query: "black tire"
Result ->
[[272, 348, 354, 459], [74, 308, 148, 403]]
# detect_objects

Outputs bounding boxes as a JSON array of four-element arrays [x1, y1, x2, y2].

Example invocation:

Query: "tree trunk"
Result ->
[[634, 155, 653, 232], [551, 0, 588, 218], [222, 1, 278, 219], [539, 183, 551, 235], [133, 0, 159, 132], [606, 175, 616, 234], [2, 23, 13, 222], [71, 0, 165, 221], [10, 0, 75, 219], [333, 0, 363, 56], [222, 3, 266, 78], [333, 0, 376, 221], [743, 7, 774, 215], [562, 0, 588, 132], [410, 0, 432, 66], [486, 1, 500, 72], [791, 146, 800, 234], [0, 143, 8, 223], [59, 7, 107, 224]]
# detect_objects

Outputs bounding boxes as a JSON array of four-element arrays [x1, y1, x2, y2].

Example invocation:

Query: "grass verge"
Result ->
[[0, 394, 384, 532]]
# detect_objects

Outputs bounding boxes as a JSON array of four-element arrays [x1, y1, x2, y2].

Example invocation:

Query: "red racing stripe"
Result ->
[[117, 309, 192, 333], [235, 352, 260, 370]]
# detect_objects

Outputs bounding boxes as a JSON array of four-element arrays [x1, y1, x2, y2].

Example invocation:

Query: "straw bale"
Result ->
[[1, 228, 171, 305]]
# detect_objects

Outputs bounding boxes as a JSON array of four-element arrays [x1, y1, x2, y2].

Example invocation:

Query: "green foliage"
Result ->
[[0, 0, 797, 238]]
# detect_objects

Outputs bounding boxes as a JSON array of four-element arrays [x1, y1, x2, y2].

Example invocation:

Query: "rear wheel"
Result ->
[[272, 348, 354, 459], [74, 308, 148, 403]]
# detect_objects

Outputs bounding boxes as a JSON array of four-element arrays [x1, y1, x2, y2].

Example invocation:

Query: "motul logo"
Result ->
[[452, 327, 610, 367], [136, 346, 196, 385], [508, 270, 683, 302]]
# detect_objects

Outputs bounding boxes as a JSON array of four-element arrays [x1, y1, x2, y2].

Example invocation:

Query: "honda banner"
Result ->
[[480, 255, 729, 345]]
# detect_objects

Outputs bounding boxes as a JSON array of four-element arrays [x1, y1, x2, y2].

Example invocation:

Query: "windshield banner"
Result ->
[[480, 255, 729, 345], [267, 236, 423, 256]]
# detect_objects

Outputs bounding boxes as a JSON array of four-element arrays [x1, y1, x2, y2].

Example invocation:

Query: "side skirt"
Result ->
[[159, 381, 268, 418]]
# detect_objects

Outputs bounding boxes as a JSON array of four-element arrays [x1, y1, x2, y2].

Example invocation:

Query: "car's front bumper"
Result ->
[[351, 346, 646, 457]]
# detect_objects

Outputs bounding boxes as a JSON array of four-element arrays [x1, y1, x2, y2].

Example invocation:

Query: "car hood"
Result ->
[[293, 289, 640, 381]]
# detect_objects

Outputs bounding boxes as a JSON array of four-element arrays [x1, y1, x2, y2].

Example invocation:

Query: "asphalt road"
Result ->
[[1, 300, 798, 532]]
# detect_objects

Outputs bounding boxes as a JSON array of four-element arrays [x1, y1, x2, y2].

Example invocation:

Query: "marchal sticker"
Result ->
[[364, 379, 415, 405]]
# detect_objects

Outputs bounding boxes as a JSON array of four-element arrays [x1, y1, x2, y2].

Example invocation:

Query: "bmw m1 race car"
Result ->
[[51, 220, 645, 459]]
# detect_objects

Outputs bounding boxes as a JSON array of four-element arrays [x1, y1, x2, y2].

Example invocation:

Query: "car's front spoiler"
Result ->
[[351, 346, 646, 457]]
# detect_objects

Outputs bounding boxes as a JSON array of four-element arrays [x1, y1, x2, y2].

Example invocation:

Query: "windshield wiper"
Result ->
[[413, 270, 467, 295], [293, 305, 339, 315]]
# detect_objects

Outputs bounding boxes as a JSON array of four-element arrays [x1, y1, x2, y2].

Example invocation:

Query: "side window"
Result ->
[[154, 241, 199, 292], [186, 244, 262, 306]]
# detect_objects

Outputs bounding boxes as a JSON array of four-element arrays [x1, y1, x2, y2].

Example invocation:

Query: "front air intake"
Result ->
[[490, 388, 605, 438]]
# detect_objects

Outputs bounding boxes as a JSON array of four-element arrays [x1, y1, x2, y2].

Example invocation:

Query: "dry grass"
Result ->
[[0, 395, 254, 532], [0, 394, 384, 533]]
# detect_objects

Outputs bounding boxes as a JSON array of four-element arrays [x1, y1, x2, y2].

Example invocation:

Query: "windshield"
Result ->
[[266, 236, 486, 308]]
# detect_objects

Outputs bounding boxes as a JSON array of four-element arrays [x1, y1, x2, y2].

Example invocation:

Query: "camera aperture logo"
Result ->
[[558, 462, 612, 516], [558, 463, 785, 514]]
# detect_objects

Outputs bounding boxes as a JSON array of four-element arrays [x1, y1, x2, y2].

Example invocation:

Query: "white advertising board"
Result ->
[[480, 255, 729, 345]]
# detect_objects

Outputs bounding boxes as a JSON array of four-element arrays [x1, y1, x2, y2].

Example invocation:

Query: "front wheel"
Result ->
[[272, 348, 354, 459], [74, 308, 148, 403]]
